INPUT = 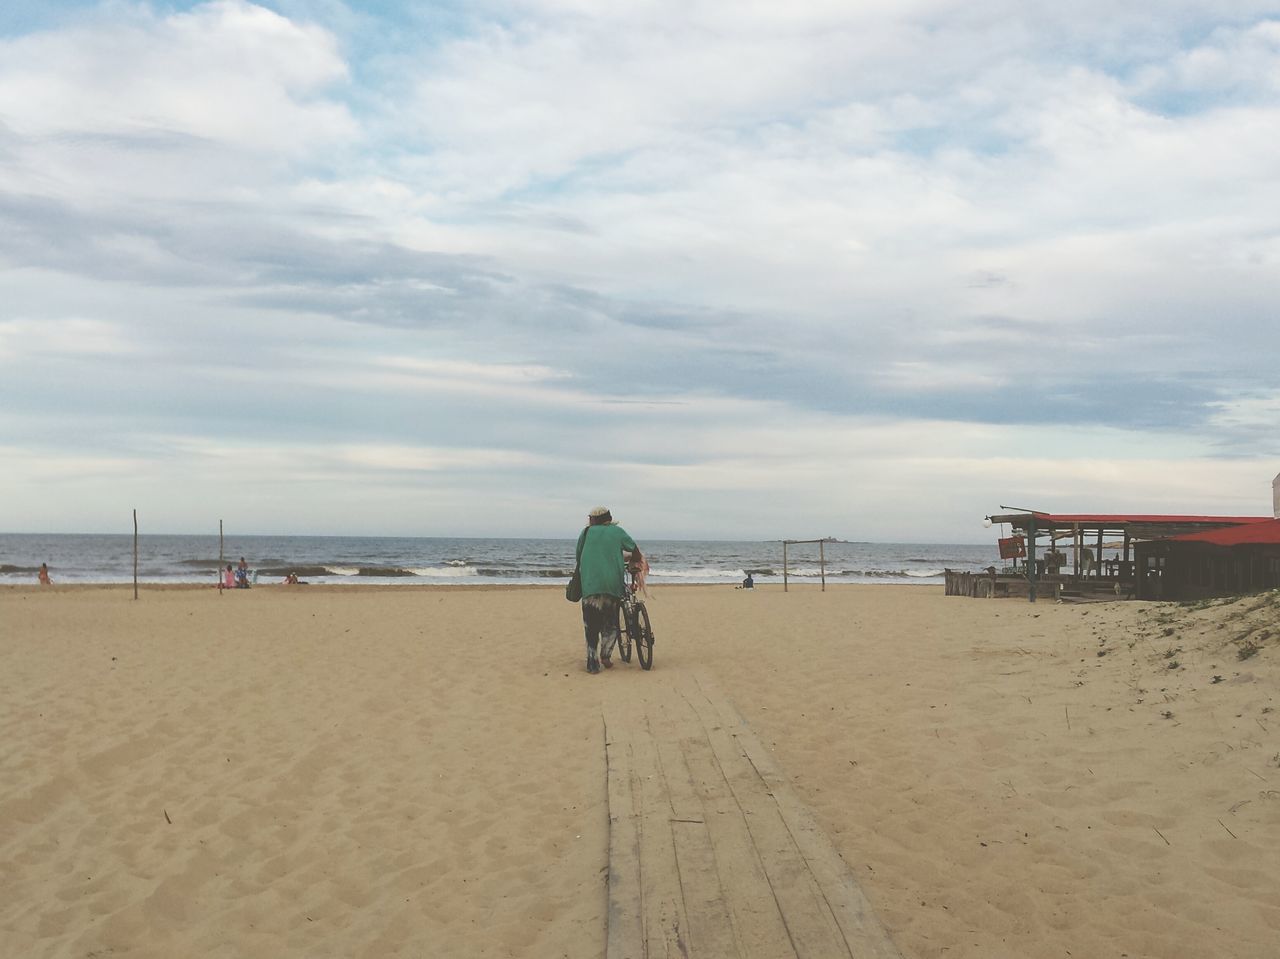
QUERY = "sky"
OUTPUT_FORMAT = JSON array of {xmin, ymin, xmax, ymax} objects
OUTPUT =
[{"xmin": 1, "ymin": 0, "xmax": 1278, "ymax": 542}]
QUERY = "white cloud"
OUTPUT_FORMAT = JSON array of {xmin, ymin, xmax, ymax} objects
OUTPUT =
[
  {"xmin": 378, "ymin": 356, "xmax": 569, "ymax": 384},
  {"xmin": 1206, "ymin": 391, "xmax": 1280, "ymax": 441},
  {"xmin": 2, "ymin": 2, "xmax": 1280, "ymax": 537},
  {"xmin": 336, "ymin": 443, "xmax": 542, "ymax": 472},
  {"xmin": 0, "ymin": 0, "xmax": 357, "ymax": 223},
  {"xmin": 0, "ymin": 317, "xmax": 142, "ymax": 360},
  {"xmin": 1132, "ymin": 20, "xmax": 1280, "ymax": 101},
  {"xmin": 873, "ymin": 361, "xmax": 1007, "ymax": 393},
  {"xmin": 0, "ymin": 443, "xmax": 150, "ymax": 483},
  {"xmin": 0, "ymin": 0, "xmax": 353, "ymax": 150}
]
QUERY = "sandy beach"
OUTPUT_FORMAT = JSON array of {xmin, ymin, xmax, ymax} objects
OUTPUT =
[{"xmin": 3, "ymin": 583, "xmax": 1278, "ymax": 958}]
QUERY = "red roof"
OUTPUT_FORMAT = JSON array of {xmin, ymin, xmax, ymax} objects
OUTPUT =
[
  {"xmin": 1169, "ymin": 518, "xmax": 1280, "ymax": 546},
  {"xmin": 1024, "ymin": 513, "xmax": 1274, "ymax": 526}
]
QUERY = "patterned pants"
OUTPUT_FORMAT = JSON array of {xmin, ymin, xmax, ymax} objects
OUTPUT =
[{"xmin": 582, "ymin": 594, "xmax": 621, "ymax": 662}]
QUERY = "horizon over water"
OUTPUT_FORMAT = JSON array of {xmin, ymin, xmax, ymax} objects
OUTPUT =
[{"xmin": 1, "ymin": 532, "xmax": 1001, "ymax": 587}]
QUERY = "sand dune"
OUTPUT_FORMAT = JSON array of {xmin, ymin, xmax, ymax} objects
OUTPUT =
[{"xmin": 2, "ymin": 584, "xmax": 1277, "ymax": 958}]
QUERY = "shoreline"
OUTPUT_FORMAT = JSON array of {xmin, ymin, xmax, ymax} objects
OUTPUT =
[
  {"xmin": 0, "ymin": 580, "xmax": 943, "ymax": 593},
  {"xmin": 2, "ymin": 533, "xmax": 997, "ymax": 591}
]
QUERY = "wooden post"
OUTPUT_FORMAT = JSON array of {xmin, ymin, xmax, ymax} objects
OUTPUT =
[
  {"xmin": 783, "ymin": 541, "xmax": 789, "ymax": 593},
  {"xmin": 218, "ymin": 519, "xmax": 224, "ymax": 595},
  {"xmin": 819, "ymin": 539, "xmax": 826, "ymax": 592},
  {"xmin": 133, "ymin": 509, "xmax": 139, "ymax": 600},
  {"xmin": 1027, "ymin": 516, "xmax": 1038, "ymax": 603}
]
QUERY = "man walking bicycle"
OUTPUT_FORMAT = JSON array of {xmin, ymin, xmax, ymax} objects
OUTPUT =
[{"xmin": 574, "ymin": 506, "xmax": 643, "ymax": 674}]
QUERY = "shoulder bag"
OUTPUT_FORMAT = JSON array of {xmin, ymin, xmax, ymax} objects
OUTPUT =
[{"xmin": 566, "ymin": 527, "xmax": 588, "ymax": 602}]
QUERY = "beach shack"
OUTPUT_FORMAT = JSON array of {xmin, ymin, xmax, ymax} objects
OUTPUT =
[
  {"xmin": 1134, "ymin": 518, "xmax": 1280, "ymax": 600},
  {"xmin": 951, "ymin": 512, "xmax": 1274, "ymax": 601}
]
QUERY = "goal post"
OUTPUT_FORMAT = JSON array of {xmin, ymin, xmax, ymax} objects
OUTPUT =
[{"xmin": 782, "ymin": 539, "xmax": 828, "ymax": 592}]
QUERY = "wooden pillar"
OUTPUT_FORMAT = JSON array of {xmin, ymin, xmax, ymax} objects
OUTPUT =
[
  {"xmin": 819, "ymin": 539, "xmax": 826, "ymax": 592},
  {"xmin": 783, "ymin": 541, "xmax": 789, "ymax": 593},
  {"xmin": 1027, "ymin": 518, "xmax": 1038, "ymax": 603},
  {"xmin": 133, "ymin": 509, "xmax": 139, "ymax": 601},
  {"xmin": 218, "ymin": 519, "xmax": 224, "ymax": 595}
]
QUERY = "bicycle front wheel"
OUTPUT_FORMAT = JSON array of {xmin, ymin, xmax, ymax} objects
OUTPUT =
[
  {"xmin": 635, "ymin": 603, "xmax": 654, "ymax": 670},
  {"xmin": 616, "ymin": 602, "xmax": 633, "ymax": 663}
]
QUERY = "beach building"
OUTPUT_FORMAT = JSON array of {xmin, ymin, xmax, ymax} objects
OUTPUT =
[
  {"xmin": 1133, "ymin": 518, "xmax": 1280, "ymax": 601},
  {"xmin": 950, "ymin": 512, "xmax": 1274, "ymax": 601}
]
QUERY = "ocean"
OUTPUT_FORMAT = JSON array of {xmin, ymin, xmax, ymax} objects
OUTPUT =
[{"xmin": 0, "ymin": 533, "xmax": 999, "ymax": 587}]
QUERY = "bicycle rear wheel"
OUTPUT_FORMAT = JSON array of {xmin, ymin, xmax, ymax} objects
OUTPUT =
[
  {"xmin": 635, "ymin": 603, "xmax": 654, "ymax": 670},
  {"xmin": 616, "ymin": 602, "xmax": 633, "ymax": 663}
]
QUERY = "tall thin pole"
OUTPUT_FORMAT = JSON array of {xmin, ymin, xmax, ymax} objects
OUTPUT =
[
  {"xmin": 133, "ymin": 509, "xmax": 139, "ymax": 600},
  {"xmin": 819, "ymin": 539, "xmax": 826, "ymax": 592},
  {"xmin": 219, "ymin": 519, "xmax": 224, "ymax": 595},
  {"xmin": 1027, "ymin": 516, "xmax": 1038, "ymax": 603},
  {"xmin": 783, "ymin": 541, "xmax": 789, "ymax": 593}
]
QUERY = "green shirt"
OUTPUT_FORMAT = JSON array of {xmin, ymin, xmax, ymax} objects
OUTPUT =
[{"xmin": 575, "ymin": 524, "xmax": 638, "ymax": 599}]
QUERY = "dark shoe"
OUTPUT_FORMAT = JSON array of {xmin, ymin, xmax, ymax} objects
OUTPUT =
[
  {"xmin": 601, "ymin": 655, "xmax": 613, "ymax": 669},
  {"xmin": 587, "ymin": 657, "xmax": 600, "ymax": 674}
]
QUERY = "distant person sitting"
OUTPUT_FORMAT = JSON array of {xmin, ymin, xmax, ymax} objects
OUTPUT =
[
  {"xmin": 283, "ymin": 572, "xmax": 300, "ymax": 585},
  {"xmin": 38, "ymin": 563, "xmax": 52, "ymax": 586},
  {"xmin": 223, "ymin": 564, "xmax": 236, "ymax": 589},
  {"xmin": 737, "ymin": 572, "xmax": 754, "ymax": 589},
  {"xmin": 235, "ymin": 557, "xmax": 251, "ymax": 588}
]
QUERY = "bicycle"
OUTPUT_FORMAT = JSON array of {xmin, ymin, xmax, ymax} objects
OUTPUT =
[{"xmin": 615, "ymin": 566, "xmax": 654, "ymax": 670}]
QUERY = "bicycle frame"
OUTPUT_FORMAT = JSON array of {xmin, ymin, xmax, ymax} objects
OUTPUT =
[
  {"xmin": 621, "ymin": 567, "xmax": 641, "ymax": 614},
  {"xmin": 618, "ymin": 566, "xmax": 654, "ymax": 669}
]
